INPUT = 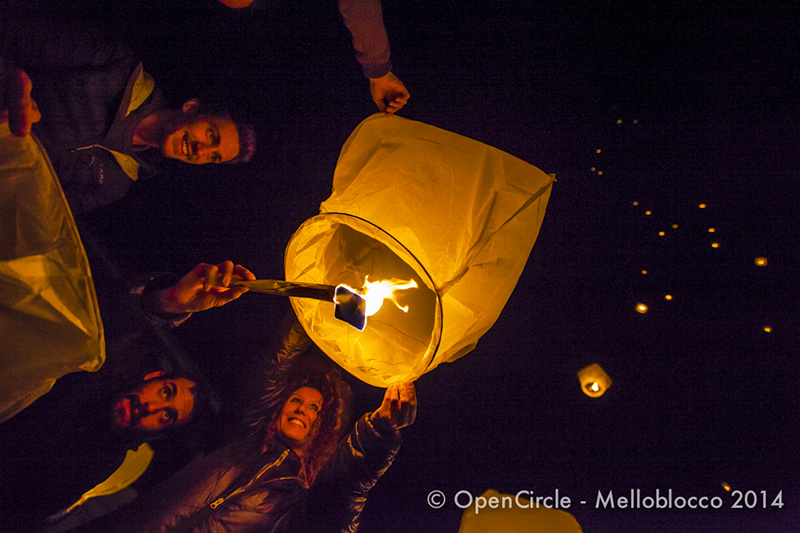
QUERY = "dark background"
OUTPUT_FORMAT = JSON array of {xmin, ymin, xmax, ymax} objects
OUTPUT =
[{"xmin": 27, "ymin": 0, "xmax": 800, "ymax": 531}]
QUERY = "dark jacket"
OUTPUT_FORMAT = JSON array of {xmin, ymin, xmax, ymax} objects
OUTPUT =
[
  {"xmin": 87, "ymin": 318, "xmax": 401, "ymax": 533},
  {"xmin": 105, "ymin": 413, "xmax": 400, "ymax": 532},
  {"xmin": 1, "ymin": 15, "xmax": 165, "ymax": 212}
]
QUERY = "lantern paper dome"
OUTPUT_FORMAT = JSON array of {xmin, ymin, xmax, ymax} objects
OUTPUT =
[
  {"xmin": 577, "ymin": 363, "xmax": 612, "ymax": 398},
  {"xmin": 285, "ymin": 114, "xmax": 555, "ymax": 387}
]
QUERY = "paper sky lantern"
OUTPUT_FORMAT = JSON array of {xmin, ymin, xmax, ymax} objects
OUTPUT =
[
  {"xmin": 285, "ymin": 114, "xmax": 554, "ymax": 387},
  {"xmin": 577, "ymin": 363, "xmax": 612, "ymax": 398},
  {"xmin": 0, "ymin": 125, "xmax": 104, "ymax": 423}
]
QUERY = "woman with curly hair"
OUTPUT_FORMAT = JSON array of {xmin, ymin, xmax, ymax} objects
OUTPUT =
[{"xmin": 94, "ymin": 315, "xmax": 417, "ymax": 533}]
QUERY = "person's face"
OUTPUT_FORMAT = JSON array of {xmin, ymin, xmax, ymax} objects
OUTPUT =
[
  {"xmin": 112, "ymin": 374, "xmax": 196, "ymax": 432},
  {"xmin": 276, "ymin": 387, "xmax": 323, "ymax": 447},
  {"xmin": 161, "ymin": 114, "xmax": 240, "ymax": 165}
]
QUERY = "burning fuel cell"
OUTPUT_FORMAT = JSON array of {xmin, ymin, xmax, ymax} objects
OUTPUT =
[{"xmin": 285, "ymin": 114, "xmax": 555, "ymax": 387}]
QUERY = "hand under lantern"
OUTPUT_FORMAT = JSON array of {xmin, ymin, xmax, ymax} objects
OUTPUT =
[
  {"xmin": 157, "ymin": 260, "xmax": 256, "ymax": 315},
  {"xmin": 369, "ymin": 72, "xmax": 410, "ymax": 116},
  {"xmin": 371, "ymin": 382, "xmax": 417, "ymax": 432}
]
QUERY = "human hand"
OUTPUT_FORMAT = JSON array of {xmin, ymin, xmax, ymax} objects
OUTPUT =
[
  {"xmin": 1, "ymin": 65, "xmax": 41, "ymax": 137},
  {"xmin": 369, "ymin": 72, "xmax": 410, "ymax": 116},
  {"xmin": 158, "ymin": 260, "xmax": 256, "ymax": 314},
  {"xmin": 372, "ymin": 382, "xmax": 417, "ymax": 431}
]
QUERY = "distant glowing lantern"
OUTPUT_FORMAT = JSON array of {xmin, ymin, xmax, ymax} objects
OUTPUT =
[
  {"xmin": 711, "ymin": 242, "xmax": 720, "ymax": 248},
  {"xmin": 597, "ymin": 171, "xmax": 603, "ymax": 175},
  {"xmin": 699, "ymin": 203, "xmax": 707, "ymax": 209},
  {"xmin": 577, "ymin": 363, "xmax": 612, "ymax": 398},
  {"xmin": 595, "ymin": 149, "xmax": 601, "ymax": 153},
  {"xmin": 658, "ymin": 231, "xmax": 665, "ymax": 236},
  {"xmin": 708, "ymin": 228, "xmax": 716, "ymax": 233},
  {"xmin": 641, "ymin": 270, "xmax": 648, "ymax": 275},
  {"xmin": 763, "ymin": 326, "xmax": 772, "ymax": 333},
  {"xmin": 632, "ymin": 201, "xmax": 639, "ymax": 206},
  {"xmin": 636, "ymin": 303, "xmax": 648, "ymax": 314},
  {"xmin": 645, "ymin": 210, "xmax": 652, "ymax": 216},
  {"xmin": 285, "ymin": 114, "xmax": 555, "ymax": 386},
  {"xmin": 616, "ymin": 119, "xmax": 622, "ymax": 124},
  {"xmin": 633, "ymin": 119, "xmax": 639, "ymax": 124},
  {"xmin": 754, "ymin": 257, "xmax": 767, "ymax": 267},
  {"xmin": 672, "ymin": 224, "xmax": 678, "ymax": 229},
  {"xmin": 664, "ymin": 294, "xmax": 673, "ymax": 300},
  {"xmin": 721, "ymin": 482, "xmax": 731, "ymax": 492}
]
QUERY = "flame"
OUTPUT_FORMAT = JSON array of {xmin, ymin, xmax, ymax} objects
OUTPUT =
[
  {"xmin": 589, "ymin": 382, "xmax": 600, "ymax": 392},
  {"xmin": 360, "ymin": 276, "xmax": 418, "ymax": 317}
]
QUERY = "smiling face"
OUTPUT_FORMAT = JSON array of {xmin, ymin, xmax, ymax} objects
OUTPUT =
[
  {"xmin": 276, "ymin": 387, "xmax": 323, "ymax": 450},
  {"xmin": 112, "ymin": 375, "xmax": 196, "ymax": 432},
  {"xmin": 161, "ymin": 115, "xmax": 240, "ymax": 165}
]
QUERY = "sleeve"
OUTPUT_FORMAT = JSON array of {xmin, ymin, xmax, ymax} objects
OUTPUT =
[
  {"xmin": 130, "ymin": 273, "xmax": 193, "ymax": 328},
  {"xmin": 304, "ymin": 413, "xmax": 402, "ymax": 532},
  {"xmin": 336, "ymin": 0, "xmax": 393, "ymax": 78}
]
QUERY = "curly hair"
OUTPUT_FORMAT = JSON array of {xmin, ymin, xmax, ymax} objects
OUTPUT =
[{"xmin": 247, "ymin": 345, "xmax": 353, "ymax": 485}]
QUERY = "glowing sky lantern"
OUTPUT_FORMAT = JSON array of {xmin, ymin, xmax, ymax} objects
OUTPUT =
[
  {"xmin": 754, "ymin": 257, "xmax": 768, "ymax": 267},
  {"xmin": 577, "ymin": 363, "xmax": 612, "ymax": 398},
  {"xmin": 285, "ymin": 114, "xmax": 555, "ymax": 387},
  {"xmin": 636, "ymin": 303, "xmax": 649, "ymax": 314}
]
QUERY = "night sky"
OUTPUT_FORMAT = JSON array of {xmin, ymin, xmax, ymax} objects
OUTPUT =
[{"xmin": 30, "ymin": 1, "xmax": 800, "ymax": 531}]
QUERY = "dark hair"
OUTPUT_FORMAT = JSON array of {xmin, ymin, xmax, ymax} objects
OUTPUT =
[
  {"xmin": 250, "ymin": 348, "xmax": 353, "ymax": 484},
  {"xmin": 227, "ymin": 121, "xmax": 256, "ymax": 164},
  {"xmin": 192, "ymin": 100, "xmax": 256, "ymax": 164}
]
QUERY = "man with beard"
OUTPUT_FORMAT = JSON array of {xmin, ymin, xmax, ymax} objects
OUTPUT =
[
  {"xmin": 0, "ymin": 12, "xmax": 256, "ymax": 213},
  {"xmin": 0, "ymin": 259, "xmax": 254, "ymax": 530},
  {"xmin": 0, "ymin": 334, "xmax": 209, "ymax": 531}
]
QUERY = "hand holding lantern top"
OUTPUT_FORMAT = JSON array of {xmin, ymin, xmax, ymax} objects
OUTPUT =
[
  {"xmin": 157, "ymin": 261, "xmax": 256, "ymax": 315},
  {"xmin": 0, "ymin": 63, "xmax": 41, "ymax": 136},
  {"xmin": 369, "ymin": 72, "xmax": 410, "ymax": 116},
  {"xmin": 371, "ymin": 382, "xmax": 417, "ymax": 432}
]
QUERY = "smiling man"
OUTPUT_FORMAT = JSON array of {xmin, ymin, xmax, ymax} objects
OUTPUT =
[
  {"xmin": 132, "ymin": 99, "xmax": 249, "ymax": 167},
  {"xmin": 0, "ymin": 13, "xmax": 256, "ymax": 212}
]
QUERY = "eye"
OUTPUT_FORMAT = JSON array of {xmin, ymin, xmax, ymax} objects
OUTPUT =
[
  {"xmin": 161, "ymin": 409, "xmax": 175, "ymax": 424},
  {"xmin": 210, "ymin": 152, "xmax": 222, "ymax": 163},
  {"xmin": 160, "ymin": 386, "xmax": 170, "ymax": 400},
  {"xmin": 310, "ymin": 404, "xmax": 320, "ymax": 413},
  {"xmin": 207, "ymin": 128, "xmax": 217, "ymax": 143}
]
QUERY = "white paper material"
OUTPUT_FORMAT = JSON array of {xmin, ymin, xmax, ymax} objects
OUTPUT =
[
  {"xmin": 0, "ymin": 124, "xmax": 105, "ymax": 422},
  {"xmin": 286, "ymin": 114, "xmax": 554, "ymax": 387}
]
